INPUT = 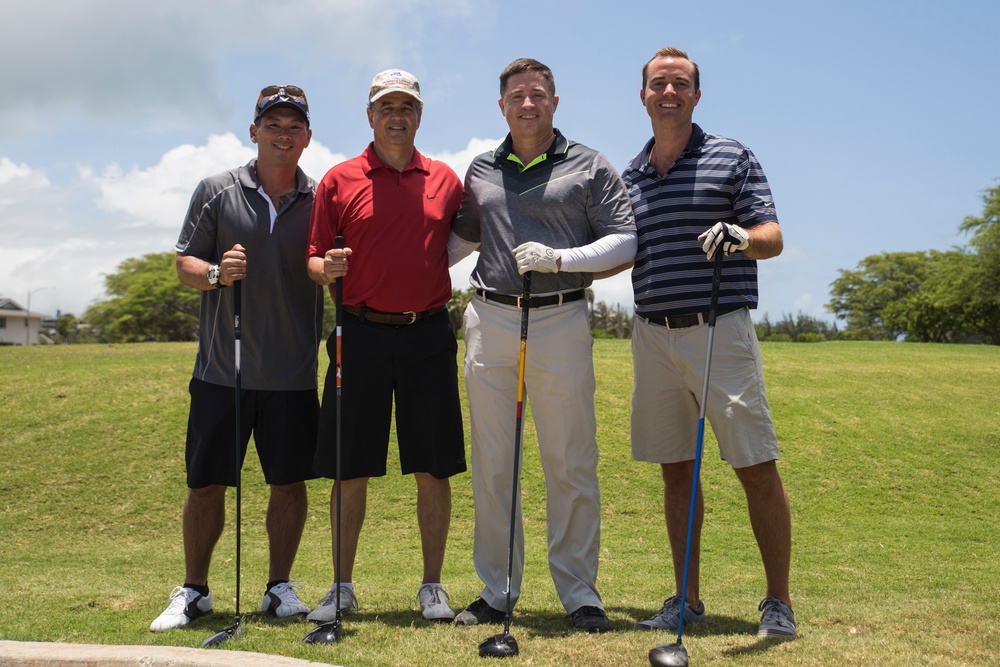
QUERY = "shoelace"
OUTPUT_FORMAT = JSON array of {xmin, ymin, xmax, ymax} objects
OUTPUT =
[
  {"xmin": 164, "ymin": 586, "xmax": 189, "ymax": 614},
  {"xmin": 271, "ymin": 580, "xmax": 304, "ymax": 600},
  {"xmin": 759, "ymin": 599, "xmax": 793, "ymax": 627},
  {"xmin": 320, "ymin": 585, "xmax": 355, "ymax": 607},
  {"xmin": 654, "ymin": 597, "xmax": 682, "ymax": 620},
  {"xmin": 420, "ymin": 585, "xmax": 447, "ymax": 605}
]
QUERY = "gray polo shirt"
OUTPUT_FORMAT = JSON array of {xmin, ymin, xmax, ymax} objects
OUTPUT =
[
  {"xmin": 175, "ymin": 159, "xmax": 322, "ymax": 391},
  {"xmin": 453, "ymin": 129, "xmax": 636, "ymax": 295}
]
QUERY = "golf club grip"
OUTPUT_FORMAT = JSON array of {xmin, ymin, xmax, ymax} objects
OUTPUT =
[
  {"xmin": 516, "ymin": 271, "xmax": 531, "ymax": 408},
  {"xmin": 708, "ymin": 250, "xmax": 724, "ymax": 326},
  {"xmin": 333, "ymin": 236, "xmax": 344, "ymax": 389}
]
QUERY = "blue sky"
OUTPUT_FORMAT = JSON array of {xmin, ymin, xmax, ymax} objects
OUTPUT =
[{"xmin": 2, "ymin": 0, "xmax": 998, "ymax": 324}]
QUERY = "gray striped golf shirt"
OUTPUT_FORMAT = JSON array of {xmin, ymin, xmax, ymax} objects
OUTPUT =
[{"xmin": 622, "ymin": 124, "xmax": 778, "ymax": 319}]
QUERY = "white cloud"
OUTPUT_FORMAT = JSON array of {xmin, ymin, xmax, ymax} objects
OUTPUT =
[
  {"xmin": 0, "ymin": 157, "xmax": 40, "ymax": 185},
  {"xmin": 426, "ymin": 137, "xmax": 501, "ymax": 181},
  {"xmin": 0, "ymin": 135, "xmax": 351, "ymax": 317},
  {"xmin": 84, "ymin": 135, "xmax": 254, "ymax": 230}
]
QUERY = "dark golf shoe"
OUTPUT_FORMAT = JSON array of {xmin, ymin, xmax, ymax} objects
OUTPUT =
[
  {"xmin": 570, "ymin": 605, "xmax": 611, "ymax": 633},
  {"xmin": 454, "ymin": 597, "xmax": 505, "ymax": 626}
]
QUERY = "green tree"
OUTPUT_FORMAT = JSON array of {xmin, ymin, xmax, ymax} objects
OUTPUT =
[
  {"xmin": 958, "ymin": 181, "xmax": 1000, "ymax": 343},
  {"xmin": 880, "ymin": 250, "xmax": 975, "ymax": 343},
  {"xmin": 448, "ymin": 287, "xmax": 475, "ymax": 338},
  {"xmin": 84, "ymin": 252, "xmax": 200, "ymax": 342},
  {"xmin": 826, "ymin": 251, "xmax": 936, "ymax": 340},
  {"xmin": 767, "ymin": 311, "xmax": 836, "ymax": 341}
]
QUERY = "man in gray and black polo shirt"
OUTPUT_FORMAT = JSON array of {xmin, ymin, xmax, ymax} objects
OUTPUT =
[
  {"xmin": 622, "ymin": 47, "xmax": 796, "ymax": 640},
  {"xmin": 449, "ymin": 58, "xmax": 636, "ymax": 634},
  {"xmin": 151, "ymin": 85, "xmax": 322, "ymax": 633}
]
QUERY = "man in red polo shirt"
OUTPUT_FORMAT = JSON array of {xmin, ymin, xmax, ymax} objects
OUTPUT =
[{"xmin": 305, "ymin": 69, "xmax": 466, "ymax": 623}]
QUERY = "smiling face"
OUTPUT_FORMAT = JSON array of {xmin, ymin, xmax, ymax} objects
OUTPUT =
[
  {"xmin": 499, "ymin": 71, "xmax": 558, "ymax": 147},
  {"xmin": 641, "ymin": 56, "xmax": 701, "ymax": 131},
  {"xmin": 367, "ymin": 91, "xmax": 422, "ymax": 151},
  {"xmin": 250, "ymin": 107, "xmax": 311, "ymax": 167}
]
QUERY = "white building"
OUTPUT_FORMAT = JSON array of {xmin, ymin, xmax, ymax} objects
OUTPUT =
[{"xmin": 0, "ymin": 298, "xmax": 52, "ymax": 345}]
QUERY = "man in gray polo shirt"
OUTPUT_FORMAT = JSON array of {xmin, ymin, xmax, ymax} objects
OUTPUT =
[
  {"xmin": 150, "ymin": 85, "xmax": 323, "ymax": 633},
  {"xmin": 450, "ymin": 58, "xmax": 636, "ymax": 633}
]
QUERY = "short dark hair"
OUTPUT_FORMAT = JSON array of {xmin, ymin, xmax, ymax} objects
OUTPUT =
[
  {"xmin": 642, "ymin": 47, "xmax": 700, "ymax": 91},
  {"xmin": 499, "ymin": 58, "xmax": 556, "ymax": 96}
]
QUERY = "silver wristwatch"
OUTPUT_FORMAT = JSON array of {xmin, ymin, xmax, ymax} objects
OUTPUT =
[{"xmin": 207, "ymin": 264, "xmax": 225, "ymax": 288}]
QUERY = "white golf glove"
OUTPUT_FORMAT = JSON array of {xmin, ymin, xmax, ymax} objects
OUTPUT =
[
  {"xmin": 513, "ymin": 241, "xmax": 560, "ymax": 274},
  {"xmin": 698, "ymin": 222, "xmax": 749, "ymax": 261}
]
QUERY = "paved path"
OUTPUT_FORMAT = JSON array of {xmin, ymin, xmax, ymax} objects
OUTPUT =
[{"xmin": 0, "ymin": 641, "xmax": 340, "ymax": 666}]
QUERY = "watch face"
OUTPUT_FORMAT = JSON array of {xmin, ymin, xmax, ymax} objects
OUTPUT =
[{"xmin": 209, "ymin": 265, "xmax": 220, "ymax": 285}]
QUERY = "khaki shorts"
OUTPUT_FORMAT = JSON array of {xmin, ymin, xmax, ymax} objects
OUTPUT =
[{"xmin": 630, "ymin": 308, "xmax": 779, "ymax": 469}]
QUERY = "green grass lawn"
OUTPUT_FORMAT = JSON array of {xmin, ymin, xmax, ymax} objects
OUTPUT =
[{"xmin": 1, "ymin": 340, "xmax": 997, "ymax": 666}]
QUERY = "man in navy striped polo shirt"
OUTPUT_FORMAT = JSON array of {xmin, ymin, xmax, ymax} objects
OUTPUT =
[{"xmin": 622, "ymin": 48, "xmax": 796, "ymax": 639}]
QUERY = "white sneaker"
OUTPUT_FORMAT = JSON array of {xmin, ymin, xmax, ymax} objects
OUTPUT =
[
  {"xmin": 149, "ymin": 586, "xmax": 213, "ymax": 632},
  {"xmin": 306, "ymin": 583, "xmax": 358, "ymax": 622},
  {"xmin": 261, "ymin": 580, "xmax": 311, "ymax": 618},
  {"xmin": 418, "ymin": 583, "xmax": 455, "ymax": 621}
]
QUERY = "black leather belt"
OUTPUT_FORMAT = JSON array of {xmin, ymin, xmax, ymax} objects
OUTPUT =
[
  {"xmin": 476, "ymin": 289, "xmax": 585, "ymax": 309},
  {"xmin": 645, "ymin": 306, "xmax": 743, "ymax": 330},
  {"xmin": 344, "ymin": 304, "xmax": 446, "ymax": 326}
]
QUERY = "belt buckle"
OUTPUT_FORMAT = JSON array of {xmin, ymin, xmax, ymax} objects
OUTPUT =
[
  {"xmin": 403, "ymin": 311, "xmax": 417, "ymax": 324},
  {"xmin": 516, "ymin": 296, "xmax": 525, "ymax": 309}
]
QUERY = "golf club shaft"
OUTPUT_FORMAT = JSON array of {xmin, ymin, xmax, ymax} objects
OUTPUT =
[
  {"xmin": 233, "ymin": 279, "xmax": 242, "ymax": 624},
  {"xmin": 503, "ymin": 271, "xmax": 532, "ymax": 635},
  {"xmin": 675, "ymin": 251, "xmax": 724, "ymax": 643},
  {"xmin": 334, "ymin": 236, "xmax": 344, "ymax": 619}
]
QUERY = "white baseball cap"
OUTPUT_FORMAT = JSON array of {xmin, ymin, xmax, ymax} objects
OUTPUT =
[{"xmin": 369, "ymin": 69, "xmax": 423, "ymax": 105}]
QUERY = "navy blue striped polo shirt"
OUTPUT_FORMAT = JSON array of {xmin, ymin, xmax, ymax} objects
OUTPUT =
[{"xmin": 622, "ymin": 123, "xmax": 779, "ymax": 319}]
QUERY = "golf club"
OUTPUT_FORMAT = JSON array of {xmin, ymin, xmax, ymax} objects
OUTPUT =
[
  {"xmin": 479, "ymin": 271, "xmax": 532, "ymax": 659},
  {"xmin": 649, "ymin": 251, "xmax": 725, "ymax": 667},
  {"xmin": 203, "ymin": 279, "xmax": 244, "ymax": 648},
  {"xmin": 304, "ymin": 236, "xmax": 347, "ymax": 645}
]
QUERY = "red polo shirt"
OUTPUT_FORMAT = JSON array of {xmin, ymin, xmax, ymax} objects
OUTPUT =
[{"xmin": 308, "ymin": 144, "xmax": 461, "ymax": 312}]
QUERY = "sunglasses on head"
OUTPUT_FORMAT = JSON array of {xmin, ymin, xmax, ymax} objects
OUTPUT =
[{"xmin": 256, "ymin": 85, "xmax": 307, "ymax": 110}]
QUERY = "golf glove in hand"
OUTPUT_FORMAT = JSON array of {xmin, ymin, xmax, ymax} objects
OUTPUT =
[
  {"xmin": 513, "ymin": 241, "xmax": 560, "ymax": 274},
  {"xmin": 698, "ymin": 222, "xmax": 749, "ymax": 261}
]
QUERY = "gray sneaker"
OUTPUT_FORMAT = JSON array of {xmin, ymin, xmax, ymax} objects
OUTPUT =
[
  {"xmin": 634, "ymin": 596, "xmax": 705, "ymax": 631},
  {"xmin": 757, "ymin": 597, "xmax": 796, "ymax": 638},
  {"xmin": 306, "ymin": 583, "xmax": 358, "ymax": 623}
]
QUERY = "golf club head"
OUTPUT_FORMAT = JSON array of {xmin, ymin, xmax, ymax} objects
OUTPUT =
[
  {"xmin": 201, "ymin": 621, "xmax": 242, "ymax": 647},
  {"xmin": 649, "ymin": 642, "xmax": 689, "ymax": 667},
  {"xmin": 478, "ymin": 632, "xmax": 519, "ymax": 658},
  {"xmin": 302, "ymin": 620, "xmax": 342, "ymax": 645}
]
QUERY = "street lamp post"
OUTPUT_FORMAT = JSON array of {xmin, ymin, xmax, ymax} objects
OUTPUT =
[{"xmin": 25, "ymin": 287, "xmax": 51, "ymax": 346}]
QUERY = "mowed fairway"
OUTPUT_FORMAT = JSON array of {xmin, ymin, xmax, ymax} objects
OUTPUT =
[{"xmin": 1, "ymin": 340, "xmax": 997, "ymax": 666}]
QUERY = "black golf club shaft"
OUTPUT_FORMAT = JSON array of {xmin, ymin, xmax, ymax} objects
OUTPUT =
[
  {"xmin": 301, "ymin": 238, "xmax": 347, "ymax": 646},
  {"xmin": 203, "ymin": 278, "xmax": 243, "ymax": 648},
  {"xmin": 334, "ymin": 235, "xmax": 345, "ymax": 627},
  {"xmin": 504, "ymin": 271, "xmax": 531, "ymax": 635},
  {"xmin": 234, "ymin": 279, "xmax": 242, "ymax": 629}
]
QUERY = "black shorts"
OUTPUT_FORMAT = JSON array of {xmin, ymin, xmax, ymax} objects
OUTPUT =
[
  {"xmin": 185, "ymin": 378, "xmax": 320, "ymax": 488},
  {"xmin": 314, "ymin": 308, "xmax": 467, "ymax": 480}
]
